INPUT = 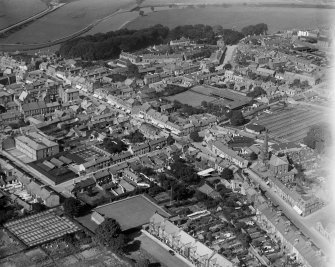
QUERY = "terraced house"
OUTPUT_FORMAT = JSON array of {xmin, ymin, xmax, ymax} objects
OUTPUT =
[{"xmin": 148, "ymin": 213, "xmax": 234, "ymax": 267}]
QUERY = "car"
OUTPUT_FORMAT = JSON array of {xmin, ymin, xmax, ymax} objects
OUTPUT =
[{"xmin": 168, "ymin": 250, "xmax": 175, "ymax": 255}]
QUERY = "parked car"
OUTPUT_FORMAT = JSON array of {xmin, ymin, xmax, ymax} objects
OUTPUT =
[{"xmin": 168, "ymin": 250, "xmax": 175, "ymax": 255}]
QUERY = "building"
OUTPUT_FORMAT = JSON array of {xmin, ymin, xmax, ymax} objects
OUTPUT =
[
  {"xmin": 119, "ymin": 51, "xmax": 141, "ymax": 64},
  {"xmin": 59, "ymin": 86, "xmax": 79, "ymax": 103},
  {"xmin": 211, "ymin": 141, "xmax": 249, "ymax": 168},
  {"xmin": 14, "ymin": 132, "xmax": 59, "ymax": 160},
  {"xmin": 269, "ymin": 177, "xmax": 322, "ymax": 216},
  {"xmin": 148, "ymin": 213, "xmax": 234, "ymax": 267},
  {"xmin": 144, "ymin": 73, "xmax": 162, "ymax": 85},
  {"xmin": 257, "ymin": 204, "xmax": 326, "ymax": 267}
]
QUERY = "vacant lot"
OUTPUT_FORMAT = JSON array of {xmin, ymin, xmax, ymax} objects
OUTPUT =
[
  {"xmin": 167, "ymin": 90, "xmax": 216, "ymax": 107},
  {"xmin": 126, "ymin": 5, "xmax": 333, "ymax": 32}
]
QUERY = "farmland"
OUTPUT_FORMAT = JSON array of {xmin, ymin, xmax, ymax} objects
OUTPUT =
[
  {"xmin": 0, "ymin": 0, "xmax": 47, "ymax": 29},
  {"xmin": 252, "ymin": 106, "xmax": 325, "ymax": 143},
  {"xmin": 126, "ymin": 5, "xmax": 333, "ymax": 32},
  {"xmin": 0, "ymin": 0, "xmax": 135, "ymax": 44}
]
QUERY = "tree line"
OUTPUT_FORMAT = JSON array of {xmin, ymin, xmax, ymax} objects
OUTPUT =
[{"xmin": 59, "ymin": 23, "xmax": 268, "ymax": 60}]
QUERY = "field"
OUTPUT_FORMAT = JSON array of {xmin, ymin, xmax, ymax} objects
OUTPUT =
[
  {"xmin": 167, "ymin": 90, "xmax": 216, "ymax": 107},
  {"xmin": 0, "ymin": 0, "xmax": 47, "ymax": 29},
  {"xmin": 141, "ymin": 0, "xmax": 335, "ymax": 5},
  {"xmin": 0, "ymin": 0, "xmax": 135, "ymax": 44},
  {"xmin": 126, "ymin": 5, "xmax": 334, "ymax": 32},
  {"xmin": 252, "ymin": 105, "xmax": 325, "ymax": 142}
]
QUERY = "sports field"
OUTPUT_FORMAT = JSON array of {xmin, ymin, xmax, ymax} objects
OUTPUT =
[{"xmin": 167, "ymin": 90, "xmax": 216, "ymax": 107}]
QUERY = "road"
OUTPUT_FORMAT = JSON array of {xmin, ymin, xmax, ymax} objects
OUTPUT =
[
  {"xmin": 136, "ymin": 232, "xmax": 193, "ymax": 267},
  {"xmin": 244, "ymin": 168, "xmax": 332, "ymax": 256}
]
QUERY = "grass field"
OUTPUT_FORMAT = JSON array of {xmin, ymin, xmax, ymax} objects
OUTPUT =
[
  {"xmin": 0, "ymin": 0, "xmax": 47, "ymax": 29},
  {"xmin": 126, "ymin": 5, "xmax": 333, "ymax": 32}
]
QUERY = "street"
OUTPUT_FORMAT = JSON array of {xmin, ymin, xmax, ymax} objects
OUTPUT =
[
  {"xmin": 136, "ymin": 232, "xmax": 193, "ymax": 267},
  {"xmin": 245, "ymin": 168, "xmax": 333, "ymax": 256}
]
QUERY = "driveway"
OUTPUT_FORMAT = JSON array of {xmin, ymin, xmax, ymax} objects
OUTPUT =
[{"xmin": 136, "ymin": 232, "xmax": 193, "ymax": 267}]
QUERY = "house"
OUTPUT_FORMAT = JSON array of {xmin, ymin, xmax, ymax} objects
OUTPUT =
[
  {"xmin": 123, "ymin": 169, "xmax": 141, "ymax": 184},
  {"xmin": 94, "ymin": 169, "xmax": 112, "ymax": 186},
  {"xmin": 129, "ymin": 143, "xmax": 150, "ymax": 156},
  {"xmin": 148, "ymin": 137, "xmax": 167, "ymax": 151},
  {"xmin": 198, "ymin": 183, "xmax": 221, "ymax": 199},
  {"xmin": 72, "ymin": 178, "xmax": 96, "ymax": 194}
]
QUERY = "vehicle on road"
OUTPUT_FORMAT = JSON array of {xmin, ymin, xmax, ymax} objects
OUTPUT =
[{"xmin": 168, "ymin": 250, "xmax": 175, "ymax": 255}]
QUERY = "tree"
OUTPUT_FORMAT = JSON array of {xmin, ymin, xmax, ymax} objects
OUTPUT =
[
  {"xmin": 63, "ymin": 197, "xmax": 81, "ymax": 217},
  {"xmin": 103, "ymin": 138, "xmax": 128, "ymax": 154},
  {"xmin": 127, "ymin": 63, "xmax": 140, "ymax": 78},
  {"xmin": 249, "ymin": 152, "xmax": 258, "ymax": 160},
  {"xmin": 223, "ymin": 63, "xmax": 232, "ymax": 70},
  {"xmin": 303, "ymin": 124, "xmax": 331, "ymax": 153},
  {"xmin": 212, "ymin": 25, "xmax": 224, "ymax": 35},
  {"xmin": 127, "ymin": 130, "xmax": 145, "ymax": 143},
  {"xmin": 135, "ymin": 259, "xmax": 150, "ymax": 267},
  {"xmin": 230, "ymin": 110, "xmax": 245, "ymax": 126},
  {"xmin": 208, "ymin": 65, "xmax": 216, "ymax": 73},
  {"xmin": 221, "ymin": 168, "xmax": 234, "ymax": 180},
  {"xmin": 150, "ymin": 6, "xmax": 154, "ymax": 12},
  {"xmin": 167, "ymin": 134, "xmax": 175, "ymax": 145},
  {"xmin": 139, "ymin": 10, "xmax": 144, "ymax": 16},
  {"xmin": 190, "ymin": 131, "xmax": 203, "ymax": 142},
  {"xmin": 32, "ymin": 202, "xmax": 46, "ymax": 213},
  {"xmin": 95, "ymin": 218, "xmax": 125, "ymax": 251}
]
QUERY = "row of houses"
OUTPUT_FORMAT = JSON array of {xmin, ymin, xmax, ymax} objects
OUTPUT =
[{"xmin": 148, "ymin": 213, "xmax": 234, "ymax": 267}]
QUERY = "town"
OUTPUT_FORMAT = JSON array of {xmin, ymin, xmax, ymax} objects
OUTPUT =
[{"xmin": 0, "ymin": 23, "xmax": 333, "ymax": 267}]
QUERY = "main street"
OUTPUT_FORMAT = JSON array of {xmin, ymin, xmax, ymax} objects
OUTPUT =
[
  {"xmin": 244, "ymin": 168, "xmax": 333, "ymax": 256},
  {"xmin": 136, "ymin": 232, "xmax": 194, "ymax": 267}
]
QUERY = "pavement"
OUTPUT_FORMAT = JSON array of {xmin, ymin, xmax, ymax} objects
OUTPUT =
[
  {"xmin": 136, "ymin": 231, "xmax": 194, "ymax": 267},
  {"xmin": 245, "ymin": 168, "xmax": 333, "ymax": 256}
]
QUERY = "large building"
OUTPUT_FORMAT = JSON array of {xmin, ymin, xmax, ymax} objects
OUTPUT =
[{"xmin": 15, "ymin": 132, "xmax": 59, "ymax": 160}]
